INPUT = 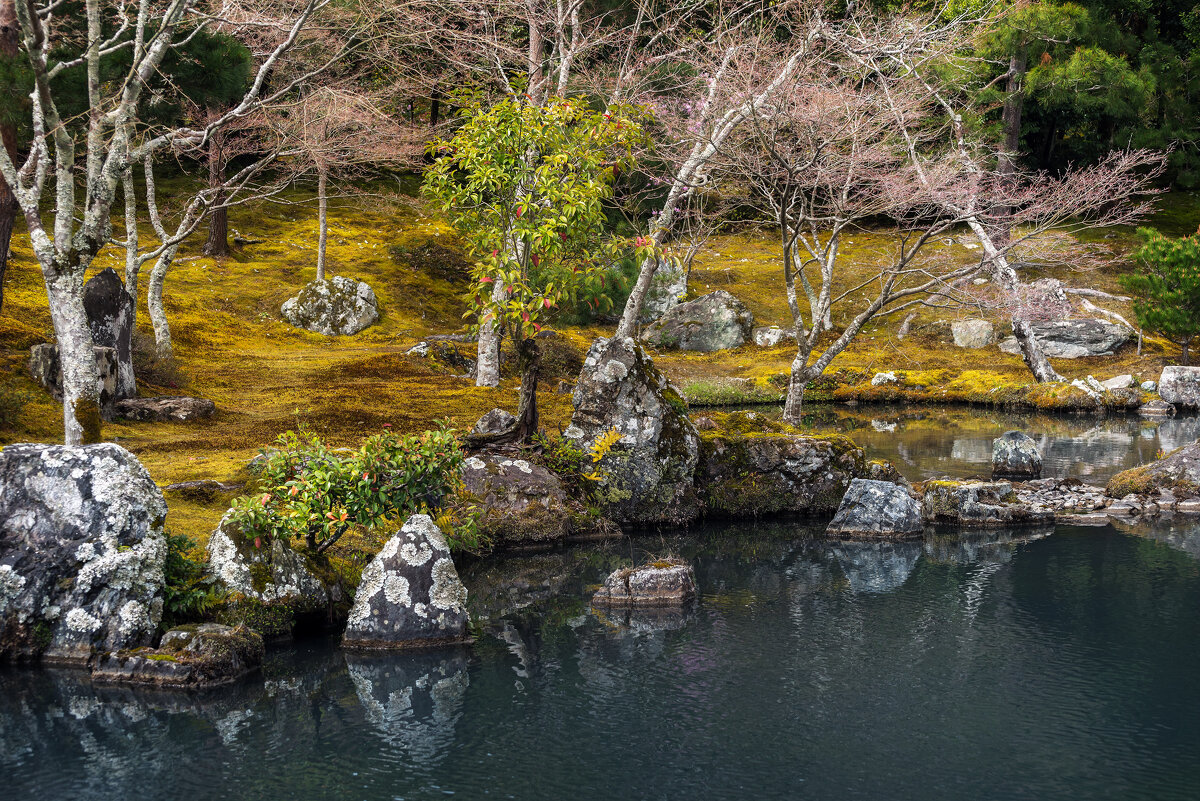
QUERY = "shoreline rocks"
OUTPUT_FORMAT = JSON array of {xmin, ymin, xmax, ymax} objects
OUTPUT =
[
  {"xmin": 923, "ymin": 480, "xmax": 1055, "ymax": 528},
  {"xmin": 92, "ymin": 624, "xmax": 263, "ymax": 688}
]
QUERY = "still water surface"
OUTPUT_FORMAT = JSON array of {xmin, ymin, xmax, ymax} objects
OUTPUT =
[{"xmin": 5, "ymin": 520, "xmax": 1200, "ymax": 801}]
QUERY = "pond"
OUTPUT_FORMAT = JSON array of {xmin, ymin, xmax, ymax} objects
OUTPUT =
[{"xmin": 5, "ymin": 519, "xmax": 1200, "ymax": 801}]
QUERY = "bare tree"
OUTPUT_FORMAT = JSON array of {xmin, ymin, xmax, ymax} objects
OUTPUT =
[{"xmin": 0, "ymin": 0, "xmax": 18, "ymax": 314}]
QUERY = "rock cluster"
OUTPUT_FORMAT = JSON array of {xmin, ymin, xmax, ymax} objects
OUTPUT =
[
  {"xmin": 92, "ymin": 624, "xmax": 263, "ymax": 688},
  {"xmin": 592, "ymin": 560, "xmax": 697, "ymax": 607},
  {"xmin": 826, "ymin": 479, "xmax": 924, "ymax": 539},
  {"xmin": 281, "ymin": 276, "xmax": 380, "ymax": 336},
  {"xmin": 922, "ymin": 480, "xmax": 1054, "ymax": 527},
  {"xmin": 642, "ymin": 290, "xmax": 754, "ymax": 352}
]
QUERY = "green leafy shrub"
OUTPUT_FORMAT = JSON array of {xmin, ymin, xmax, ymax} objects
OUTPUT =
[
  {"xmin": 162, "ymin": 532, "xmax": 225, "ymax": 626},
  {"xmin": 227, "ymin": 423, "xmax": 465, "ymax": 554}
]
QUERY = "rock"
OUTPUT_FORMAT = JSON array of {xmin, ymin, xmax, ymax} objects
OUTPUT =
[
  {"xmin": 642, "ymin": 290, "xmax": 754, "ymax": 352},
  {"xmin": 114, "ymin": 396, "xmax": 215, "ymax": 422},
  {"xmin": 460, "ymin": 455, "xmax": 581, "ymax": 546},
  {"xmin": 92, "ymin": 624, "xmax": 263, "ymax": 688},
  {"xmin": 281, "ymin": 276, "xmax": 380, "ymax": 336},
  {"xmin": 83, "ymin": 268, "xmax": 136, "ymax": 400},
  {"xmin": 0, "ymin": 444, "xmax": 166, "ymax": 664},
  {"xmin": 992, "ymin": 431, "xmax": 1042, "ymax": 479},
  {"xmin": 752, "ymin": 325, "xmax": 795, "ymax": 347},
  {"xmin": 1102, "ymin": 374, "xmax": 1134, "ymax": 390},
  {"xmin": 342, "ymin": 514, "xmax": 469, "ymax": 649},
  {"xmin": 405, "ymin": 341, "xmax": 430, "ymax": 356},
  {"xmin": 639, "ymin": 264, "xmax": 689, "ymax": 323},
  {"xmin": 564, "ymin": 337, "xmax": 701, "ymax": 525},
  {"xmin": 1141, "ymin": 380, "xmax": 1158, "ymax": 392},
  {"xmin": 1108, "ymin": 440, "xmax": 1200, "ymax": 500},
  {"xmin": 871, "ymin": 371, "xmax": 899, "ymax": 386},
  {"xmin": 29, "ymin": 343, "xmax": 119, "ymax": 417},
  {"xmin": 592, "ymin": 559, "xmax": 696, "ymax": 607},
  {"xmin": 997, "ymin": 318, "xmax": 1131, "ymax": 358},
  {"xmin": 1159, "ymin": 366, "xmax": 1200, "ymax": 407},
  {"xmin": 1105, "ymin": 386, "xmax": 1142, "ymax": 409},
  {"xmin": 951, "ymin": 319, "xmax": 996, "ymax": 349},
  {"xmin": 470, "ymin": 408, "xmax": 516, "ymax": 436},
  {"xmin": 163, "ymin": 479, "xmax": 243, "ymax": 502},
  {"xmin": 922, "ymin": 480, "xmax": 1054, "ymax": 527},
  {"xmin": 826, "ymin": 479, "xmax": 924, "ymax": 539},
  {"xmin": 1138, "ymin": 399, "xmax": 1176, "ymax": 418}
]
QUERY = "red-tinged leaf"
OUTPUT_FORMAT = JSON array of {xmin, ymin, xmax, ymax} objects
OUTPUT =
[
  {"xmin": 479, "ymin": 276, "xmax": 494, "ymax": 283},
  {"xmin": 543, "ymin": 298, "xmax": 552, "ymax": 308}
]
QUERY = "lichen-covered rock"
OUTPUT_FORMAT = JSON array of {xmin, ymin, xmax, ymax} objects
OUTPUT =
[
  {"xmin": 29, "ymin": 343, "xmax": 120, "ymax": 418},
  {"xmin": 826, "ymin": 479, "xmax": 924, "ymax": 539},
  {"xmin": 83, "ymin": 267, "xmax": 136, "ymax": 400},
  {"xmin": 471, "ymin": 408, "xmax": 516, "ymax": 436},
  {"xmin": 951, "ymin": 319, "xmax": 995, "ymax": 348},
  {"xmin": 992, "ymin": 431, "xmax": 1042, "ymax": 479},
  {"xmin": 342, "ymin": 515, "xmax": 469, "ymax": 649},
  {"xmin": 997, "ymin": 318, "xmax": 1131, "ymax": 359},
  {"xmin": 642, "ymin": 290, "xmax": 754, "ymax": 352},
  {"xmin": 114, "ymin": 395, "xmax": 215, "ymax": 422},
  {"xmin": 459, "ymin": 455, "xmax": 574, "ymax": 546},
  {"xmin": 0, "ymin": 444, "xmax": 166, "ymax": 664},
  {"xmin": 639, "ymin": 263, "xmax": 689, "ymax": 323},
  {"xmin": 564, "ymin": 337, "xmax": 701, "ymax": 525},
  {"xmin": 1159, "ymin": 366, "xmax": 1200, "ymax": 407},
  {"xmin": 92, "ymin": 623, "xmax": 264, "ymax": 688},
  {"xmin": 592, "ymin": 560, "xmax": 696, "ymax": 607},
  {"xmin": 752, "ymin": 325, "xmax": 795, "ymax": 347},
  {"xmin": 281, "ymin": 276, "xmax": 380, "ymax": 336},
  {"xmin": 922, "ymin": 480, "xmax": 1054, "ymax": 527},
  {"xmin": 1139, "ymin": 398, "xmax": 1176, "ymax": 418},
  {"xmin": 1107, "ymin": 440, "xmax": 1200, "ymax": 500}
]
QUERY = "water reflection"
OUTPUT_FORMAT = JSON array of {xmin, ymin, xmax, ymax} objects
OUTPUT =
[
  {"xmin": 346, "ymin": 650, "xmax": 469, "ymax": 757},
  {"xmin": 822, "ymin": 540, "xmax": 924, "ymax": 594}
]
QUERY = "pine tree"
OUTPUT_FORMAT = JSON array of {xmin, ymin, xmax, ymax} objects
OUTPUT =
[{"xmin": 1120, "ymin": 227, "xmax": 1200, "ymax": 365}]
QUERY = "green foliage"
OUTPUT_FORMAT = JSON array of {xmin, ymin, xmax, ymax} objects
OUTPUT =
[
  {"xmin": 162, "ymin": 532, "xmax": 225, "ymax": 626},
  {"xmin": 1120, "ymin": 227, "xmax": 1200, "ymax": 363},
  {"xmin": 422, "ymin": 95, "xmax": 657, "ymax": 341},
  {"xmin": 227, "ymin": 424, "xmax": 466, "ymax": 553}
]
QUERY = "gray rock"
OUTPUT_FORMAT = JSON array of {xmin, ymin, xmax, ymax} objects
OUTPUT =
[
  {"xmin": 992, "ymin": 431, "xmax": 1043, "ymax": 479},
  {"xmin": 0, "ymin": 444, "xmax": 166, "ymax": 664},
  {"xmin": 342, "ymin": 515, "xmax": 469, "ymax": 649},
  {"xmin": 1139, "ymin": 399, "xmax": 1176, "ymax": 418},
  {"xmin": 470, "ymin": 408, "xmax": 516, "ymax": 436},
  {"xmin": 92, "ymin": 623, "xmax": 263, "ymax": 688},
  {"xmin": 997, "ymin": 318, "xmax": 1131, "ymax": 358},
  {"xmin": 114, "ymin": 396, "xmax": 215, "ymax": 422},
  {"xmin": 1159, "ymin": 366, "xmax": 1200, "ymax": 407},
  {"xmin": 281, "ymin": 276, "xmax": 380, "ymax": 336},
  {"xmin": 1108, "ymin": 440, "xmax": 1200, "ymax": 500},
  {"xmin": 29, "ymin": 343, "xmax": 119, "ymax": 418},
  {"xmin": 1141, "ymin": 380, "xmax": 1158, "ymax": 392},
  {"xmin": 1102, "ymin": 374, "xmax": 1134, "ymax": 390},
  {"xmin": 951, "ymin": 319, "xmax": 996, "ymax": 349},
  {"xmin": 871, "ymin": 371, "xmax": 899, "ymax": 386},
  {"xmin": 640, "ymin": 264, "xmax": 689, "ymax": 323},
  {"xmin": 564, "ymin": 337, "xmax": 701, "ymax": 525},
  {"xmin": 642, "ymin": 290, "xmax": 754, "ymax": 352},
  {"xmin": 923, "ymin": 480, "xmax": 1054, "ymax": 527},
  {"xmin": 460, "ymin": 455, "xmax": 576, "ymax": 546},
  {"xmin": 205, "ymin": 513, "xmax": 328, "ymax": 616},
  {"xmin": 752, "ymin": 325, "xmax": 795, "ymax": 347},
  {"xmin": 83, "ymin": 268, "xmax": 136, "ymax": 400},
  {"xmin": 592, "ymin": 560, "xmax": 697, "ymax": 607},
  {"xmin": 826, "ymin": 479, "xmax": 924, "ymax": 539}
]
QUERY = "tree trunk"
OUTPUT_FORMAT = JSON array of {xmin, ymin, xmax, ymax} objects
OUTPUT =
[
  {"xmin": 614, "ymin": 254, "xmax": 659, "ymax": 339},
  {"xmin": 202, "ymin": 128, "xmax": 229, "ymax": 257},
  {"xmin": 995, "ymin": 51, "xmax": 1027, "ymax": 248},
  {"xmin": 512, "ymin": 336, "xmax": 540, "ymax": 443},
  {"xmin": 316, "ymin": 168, "xmax": 328, "ymax": 282},
  {"xmin": 475, "ymin": 279, "xmax": 505, "ymax": 387},
  {"xmin": 430, "ymin": 86, "xmax": 442, "ymax": 127},
  {"xmin": 147, "ymin": 245, "xmax": 179, "ymax": 360},
  {"xmin": 46, "ymin": 269, "xmax": 102, "ymax": 445},
  {"xmin": 0, "ymin": 0, "xmax": 18, "ymax": 315},
  {"xmin": 1010, "ymin": 317, "xmax": 1060, "ymax": 382},
  {"xmin": 781, "ymin": 355, "xmax": 810, "ymax": 426},
  {"xmin": 1184, "ymin": 339, "xmax": 1191, "ymax": 367}
]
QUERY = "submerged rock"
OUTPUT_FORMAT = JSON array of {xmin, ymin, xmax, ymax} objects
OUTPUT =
[
  {"xmin": 951, "ymin": 319, "xmax": 995, "ymax": 349},
  {"xmin": 92, "ymin": 624, "xmax": 263, "ymax": 688},
  {"xmin": 922, "ymin": 480, "xmax": 1054, "ymax": 527},
  {"xmin": 114, "ymin": 395, "xmax": 215, "ymax": 422},
  {"xmin": 992, "ymin": 431, "xmax": 1042, "ymax": 479},
  {"xmin": 342, "ymin": 515, "xmax": 469, "ymax": 649},
  {"xmin": 564, "ymin": 337, "xmax": 701, "ymax": 525},
  {"xmin": 281, "ymin": 276, "xmax": 380, "ymax": 336},
  {"xmin": 83, "ymin": 267, "xmax": 136, "ymax": 400},
  {"xmin": 592, "ymin": 560, "xmax": 697, "ymax": 607},
  {"xmin": 1158, "ymin": 366, "xmax": 1200, "ymax": 407},
  {"xmin": 642, "ymin": 290, "xmax": 754, "ymax": 352},
  {"xmin": 997, "ymin": 318, "xmax": 1131, "ymax": 358},
  {"xmin": 826, "ymin": 479, "xmax": 924, "ymax": 539},
  {"xmin": 1107, "ymin": 440, "xmax": 1200, "ymax": 500},
  {"xmin": 0, "ymin": 444, "xmax": 166, "ymax": 664}
]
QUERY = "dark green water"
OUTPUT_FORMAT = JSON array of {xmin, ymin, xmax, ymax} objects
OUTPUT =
[{"xmin": 5, "ymin": 521, "xmax": 1200, "ymax": 801}]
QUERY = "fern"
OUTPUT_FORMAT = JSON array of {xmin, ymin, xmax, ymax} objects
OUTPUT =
[{"xmin": 582, "ymin": 428, "xmax": 622, "ymax": 481}]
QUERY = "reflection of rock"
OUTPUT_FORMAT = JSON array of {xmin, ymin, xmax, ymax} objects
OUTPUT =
[
  {"xmin": 950, "ymin": 437, "xmax": 994, "ymax": 463},
  {"xmin": 591, "ymin": 602, "xmax": 695, "ymax": 632},
  {"xmin": 460, "ymin": 552, "xmax": 576, "ymax": 622},
  {"xmin": 345, "ymin": 649, "xmax": 470, "ymax": 757},
  {"xmin": 923, "ymin": 527, "xmax": 1052, "ymax": 565},
  {"xmin": 1156, "ymin": 417, "xmax": 1200, "ymax": 453},
  {"xmin": 823, "ymin": 540, "xmax": 922, "ymax": 594}
]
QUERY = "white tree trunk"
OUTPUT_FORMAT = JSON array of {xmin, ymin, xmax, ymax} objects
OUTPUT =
[
  {"xmin": 316, "ymin": 168, "xmax": 328, "ymax": 282},
  {"xmin": 122, "ymin": 166, "xmax": 139, "ymax": 305},
  {"xmin": 147, "ymin": 245, "xmax": 179, "ymax": 360},
  {"xmin": 475, "ymin": 272, "xmax": 507, "ymax": 387},
  {"xmin": 45, "ymin": 268, "xmax": 101, "ymax": 444}
]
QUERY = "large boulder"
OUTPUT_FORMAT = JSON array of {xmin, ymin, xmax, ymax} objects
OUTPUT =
[
  {"xmin": 281, "ymin": 276, "xmax": 380, "ymax": 336},
  {"xmin": 592, "ymin": 559, "xmax": 697, "ymax": 607},
  {"xmin": 29, "ymin": 343, "xmax": 119, "ymax": 418},
  {"xmin": 1159, "ymin": 366, "xmax": 1200, "ymax": 407},
  {"xmin": 564, "ymin": 337, "xmax": 701, "ymax": 525},
  {"xmin": 642, "ymin": 290, "xmax": 754, "ymax": 352},
  {"xmin": 1107, "ymin": 440, "xmax": 1200, "ymax": 500},
  {"xmin": 922, "ymin": 480, "xmax": 1053, "ymax": 527},
  {"xmin": 92, "ymin": 623, "xmax": 263, "ymax": 688},
  {"xmin": 0, "ymin": 444, "xmax": 166, "ymax": 664},
  {"xmin": 998, "ymin": 318, "xmax": 1131, "ymax": 359},
  {"xmin": 83, "ymin": 267, "xmax": 136, "ymax": 399},
  {"xmin": 992, "ymin": 431, "xmax": 1042, "ymax": 479},
  {"xmin": 459, "ymin": 455, "xmax": 574, "ymax": 546},
  {"xmin": 826, "ymin": 479, "xmax": 924, "ymax": 539},
  {"xmin": 342, "ymin": 515, "xmax": 469, "ymax": 649},
  {"xmin": 114, "ymin": 396, "xmax": 215, "ymax": 422},
  {"xmin": 951, "ymin": 319, "xmax": 996, "ymax": 349}
]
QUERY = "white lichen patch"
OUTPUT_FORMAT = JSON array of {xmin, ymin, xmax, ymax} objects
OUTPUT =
[
  {"xmin": 382, "ymin": 574, "xmax": 411, "ymax": 607},
  {"xmin": 65, "ymin": 607, "xmax": 102, "ymax": 633},
  {"xmin": 399, "ymin": 540, "xmax": 433, "ymax": 567},
  {"xmin": 429, "ymin": 558, "xmax": 467, "ymax": 612},
  {"xmin": 0, "ymin": 564, "xmax": 26, "ymax": 609}
]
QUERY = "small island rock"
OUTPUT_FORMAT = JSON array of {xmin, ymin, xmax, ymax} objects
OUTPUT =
[
  {"xmin": 992, "ymin": 431, "xmax": 1043, "ymax": 479},
  {"xmin": 826, "ymin": 479, "xmax": 924, "ymax": 539},
  {"xmin": 593, "ymin": 560, "xmax": 697, "ymax": 607}
]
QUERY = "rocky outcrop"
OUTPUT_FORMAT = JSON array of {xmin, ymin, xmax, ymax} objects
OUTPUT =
[
  {"xmin": 753, "ymin": 325, "xmax": 795, "ymax": 347},
  {"xmin": 922, "ymin": 480, "xmax": 1054, "ymax": 527},
  {"xmin": 83, "ymin": 268, "xmax": 136, "ymax": 399},
  {"xmin": 1107, "ymin": 440, "xmax": 1200, "ymax": 500},
  {"xmin": 342, "ymin": 515, "xmax": 469, "ymax": 649},
  {"xmin": 0, "ymin": 444, "xmax": 166, "ymax": 664},
  {"xmin": 92, "ymin": 624, "xmax": 264, "ymax": 688},
  {"xmin": 281, "ymin": 276, "xmax": 380, "ymax": 336},
  {"xmin": 992, "ymin": 431, "xmax": 1042, "ymax": 479},
  {"xmin": 826, "ymin": 479, "xmax": 924, "ymax": 539},
  {"xmin": 592, "ymin": 560, "xmax": 697, "ymax": 607},
  {"xmin": 998, "ymin": 318, "xmax": 1131, "ymax": 359},
  {"xmin": 951, "ymin": 319, "xmax": 995, "ymax": 348},
  {"xmin": 642, "ymin": 290, "xmax": 754, "ymax": 352},
  {"xmin": 29, "ymin": 343, "xmax": 119, "ymax": 417},
  {"xmin": 564, "ymin": 337, "xmax": 701, "ymax": 525},
  {"xmin": 114, "ymin": 396, "xmax": 215, "ymax": 422},
  {"xmin": 459, "ymin": 455, "xmax": 594, "ymax": 547},
  {"xmin": 471, "ymin": 408, "xmax": 516, "ymax": 436},
  {"xmin": 1158, "ymin": 366, "xmax": 1200, "ymax": 407}
]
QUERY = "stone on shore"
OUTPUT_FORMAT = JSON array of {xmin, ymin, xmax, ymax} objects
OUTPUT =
[
  {"xmin": 83, "ymin": 268, "xmax": 136, "ymax": 400},
  {"xmin": 997, "ymin": 318, "xmax": 1131, "ymax": 358},
  {"xmin": 951, "ymin": 319, "xmax": 996, "ymax": 349},
  {"xmin": 281, "ymin": 276, "xmax": 380, "ymax": 336},
  {"xmin": 1158, "ymin": 366, "xmax": 1200, "ymax": 407},
  {"xmin": 92, "ymin": 623, "xmax": 263, "ymax": 688},
  {"xmin": 923, "ymin": 480, "xmax": 1054, "ymax": 527},
  {"xmin": 992, "ymin": 431, "xmax": 1042, "ymax": 479},
  {"xmin": 592, "ymin": 560, "xmax": 697, "ymax": 607},
  {"xmin": 342, "ymin": 515, "xmax": 469, "ymax": 649},
  {"xmin": 1107, "ymin": 440, "xmax": 1200, "ymax": 500},
  {"xmin": 114, "ymin": 395, "xmax": 215, "ymax": 422},
  {"xmin": 0, "ymin": 444, "xmax": 166, "ymax": 664},
  {"xmin": 1101, "ymin": 374, "xmax": 1134, "ymax": 391},
  {"xmin": 1139, "ymin": 399, "xmax": 1176, "ymax": 418},
  {"xmin": 826, "ymin": 479, "xmax": 924, "ymax": 539},
  {"xmin": 642, "ymin": 290, "xmax": 754, "ymax": 352}
]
